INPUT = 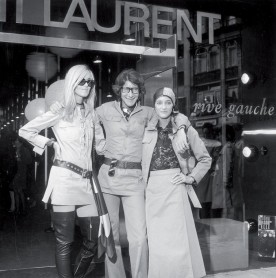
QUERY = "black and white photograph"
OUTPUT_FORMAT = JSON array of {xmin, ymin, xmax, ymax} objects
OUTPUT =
[{"xmin": 0, "ymin": 0, "xmax": 276, "ymax": 277}]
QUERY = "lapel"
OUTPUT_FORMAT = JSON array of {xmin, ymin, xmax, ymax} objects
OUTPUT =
[
  {"xmin": 130, "ymin": 102, "xmax": 143, "ymax": 116},
  {"xmin": 114, "ymin": 101, "xmax": 125, "ymax": 118}
]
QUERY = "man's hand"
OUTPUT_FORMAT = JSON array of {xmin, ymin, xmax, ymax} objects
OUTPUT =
[
  {"xmin": 46, "ymin": 138, "xmax": 56, "ymax": 147},
  {"xmin": 50, "ymin": 101, "xmax": 64, "ymax": 114},
  {"xmin": 174, "ymin": 128, "xmax": 189, "ymax": 152}
]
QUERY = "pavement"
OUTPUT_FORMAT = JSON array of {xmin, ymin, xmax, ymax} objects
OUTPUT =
[{"xmin": 207, "ymin": 267, "xmax": 276, "ymax": 277}]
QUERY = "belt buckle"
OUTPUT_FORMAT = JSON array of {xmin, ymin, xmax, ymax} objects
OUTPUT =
[
  {"xmin": 108, "ymin": 159, "xmax": 118, "ymax": 177},
  {"xmin": 82, "ymin": 169, "xmax": 88, "ymax": 178}
]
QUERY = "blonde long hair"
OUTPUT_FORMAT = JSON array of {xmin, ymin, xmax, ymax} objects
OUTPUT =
[{"xmin": 63, "ymin": 64, "xmax": 96, "ymax": 121}]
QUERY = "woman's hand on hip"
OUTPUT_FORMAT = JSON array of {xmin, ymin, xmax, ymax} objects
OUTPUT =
[
  {"xmin": 171, "ymin": 172, "xmax": 195, "ymax": 185},
  {"xmin": 171, "ymin": 172, "xmax": 188, "ymax": 185}
]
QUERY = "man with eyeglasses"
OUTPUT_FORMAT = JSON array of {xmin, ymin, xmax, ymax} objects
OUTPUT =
[
  {"xmin": 95, "ymin": 69, "xmax": 190, "ymax": 278},
  {"xmin": 50, "ymin": 68, "xmax": 190, "ymax": 278}
]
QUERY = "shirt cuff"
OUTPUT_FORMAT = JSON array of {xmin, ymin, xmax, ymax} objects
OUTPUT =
[
  {"xmin": 33, "ymin": 146, "xmax": 45, "ymax": 155},
  {"xmin": 173, "ymin": 124, "xmax": 186, "ymax": 135}
]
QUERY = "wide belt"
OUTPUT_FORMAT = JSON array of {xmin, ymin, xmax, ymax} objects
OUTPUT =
[
  {"xmin": 53, "ymin": 159, "xmax": 92, "ymax": 179},
  {"xmin": 104, "ymin": 157, "xmax": 142, "ymax": 170}
]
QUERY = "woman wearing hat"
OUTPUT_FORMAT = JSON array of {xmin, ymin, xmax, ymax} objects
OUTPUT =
[
  {"xmin": 50, "ymin": 68, "xmax": 191, "ymax": 278},
  {"xmin": 142, "ymin": 87, "xmax": 211, "ymax": 278},
  {"xmin": 19, "ymin": 65, "xmax": 114, "ymax": 278}
]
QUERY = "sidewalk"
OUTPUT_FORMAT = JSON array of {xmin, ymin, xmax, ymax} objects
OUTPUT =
[
  {"xmin": 1, "ymin": 201, "xmax": 276, "ymax": 278},
  {"xmin": 207, "ymin": 267, "xmax": 276, "ymax": 277}
]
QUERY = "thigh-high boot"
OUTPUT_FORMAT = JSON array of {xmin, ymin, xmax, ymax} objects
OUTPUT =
[
  {"xmin": 74, "ymin": 217, "xmax": 100, "ymax": 278},
  {"xmin": 52, "ymin": 211, "xmax": 75, "ymax": 278}
]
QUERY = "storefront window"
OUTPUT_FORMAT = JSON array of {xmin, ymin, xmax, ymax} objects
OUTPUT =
[{"xmin": 0, "ymin": 1, "xmax": 276, "ymax": 277}]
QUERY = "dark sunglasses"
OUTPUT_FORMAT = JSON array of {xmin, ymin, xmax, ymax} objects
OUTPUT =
[
  {"xmin": 78, "ymin": 79, "xmax": 95, "ymax": 88},
  {"xmin": 108, "ymin": 159, "xmax": 118, "ymax": 177}
]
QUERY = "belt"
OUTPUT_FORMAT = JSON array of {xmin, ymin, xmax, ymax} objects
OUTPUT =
[
  {"xmin": 53, "ymin": 159, "xmax": 92, "ymax": 179},
  {"xmin": 104, "ymin": 157, "xmax": 142, "ymax": 170}
]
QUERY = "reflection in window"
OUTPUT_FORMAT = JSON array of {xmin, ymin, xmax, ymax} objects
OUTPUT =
[
  {"xmin": 202, "ymin": 16, "xmax": 221, "ymax": 33},
  {"xmin": 226, "ymin": 41, "xmax": 238, "ymax": 68},
  {"xmin": 214, "ymin": 18, "xmax": 221, "ymax": 30},
  {"xmin": 226, "ymin": 16, "xmax": 241, "ymax": 26},
  {"xmin": 195, "ymin": 48, "xmax": 207, "ymax": 74},
  {"xmin": 209, "ymin": 45, "xmax": 220, "ymax": 71}
]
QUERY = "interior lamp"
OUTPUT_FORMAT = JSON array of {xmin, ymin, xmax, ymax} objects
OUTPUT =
[
  {"xmin": 241, "ymin": 72, "xmax": 254, "ymax": 85},
  {"xmin": 242, "ymin": 145, "xmax": 259, "ymax": 161}
]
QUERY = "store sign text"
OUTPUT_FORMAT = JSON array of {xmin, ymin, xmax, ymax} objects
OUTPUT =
[
  {"xmin": 193, "ymin": 98, "xmax": 275, "ymax": 118},
  {"xmin": 0, "ymin": 0, "xmax": 221, "ymax": 44}
]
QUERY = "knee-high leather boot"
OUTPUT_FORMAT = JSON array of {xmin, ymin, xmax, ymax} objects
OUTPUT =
[
  {"xmin": 74, "ymin": 217, "xmax": 100, "ymax": 278},
  {"xmin": 52, "ymin": 211, "xmax": 75, "ymax": 278}
]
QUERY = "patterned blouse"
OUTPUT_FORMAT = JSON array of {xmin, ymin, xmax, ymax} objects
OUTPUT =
[{"xmin": 149, "ymin": 121, "xmax": 180, "ymax": 171}]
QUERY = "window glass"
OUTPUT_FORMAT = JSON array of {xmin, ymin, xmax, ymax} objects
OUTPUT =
[
  {"xmin": 209, "ymin": 45, "xmax": 220, "ymax": 71},
  {"xmin": 226, "ymin": 41, "xmax": 238, "ymax": 67},
  {"xmin": 195, "ymin": 48, "xmax": 207, "ymax": 74}
]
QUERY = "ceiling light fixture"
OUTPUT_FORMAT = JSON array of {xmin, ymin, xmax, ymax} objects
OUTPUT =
[
  {"xmin": 93, "ymin": 55, "xmax": 102, "ymax": 64},
  {"xmin": 124, "ymin": 35, "xmax": 135, "ymax": 42}
]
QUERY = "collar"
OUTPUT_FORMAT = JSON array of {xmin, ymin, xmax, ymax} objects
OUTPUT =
[
  {"xmin": 120, "ymin": 101, "xmax": 136, "ymax": 114},
  {"xmin": 146, "ymin": 115, "xmax": 178, "ymax": 133},
  {"xmin": 157, "ymin": 120, "xmax": 173, "ymax": 132},
  {"xmin": 114, "ymin": 100, "xmax": 143, "ymax": 116}
]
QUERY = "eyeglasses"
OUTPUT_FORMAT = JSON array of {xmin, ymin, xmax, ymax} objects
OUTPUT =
[
  {"xmin": 121, "ymin": 87, "xmax": 139, "ymax": 95},
  {"xmin": 108, "ymin": 159, "xmax": 118, "ymax": 177},
  {"xmin": 78, "ymin": 79, "xmax": 95, "ymax": 88}
]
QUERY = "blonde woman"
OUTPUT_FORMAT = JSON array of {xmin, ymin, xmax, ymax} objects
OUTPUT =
[
  {"xmin": 142, "ymin": 87, "xmax": 212, "ymax": 278},
  {"xmin": 19, "ymin": 65, "xmax": 110, "ymax": 278}
]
